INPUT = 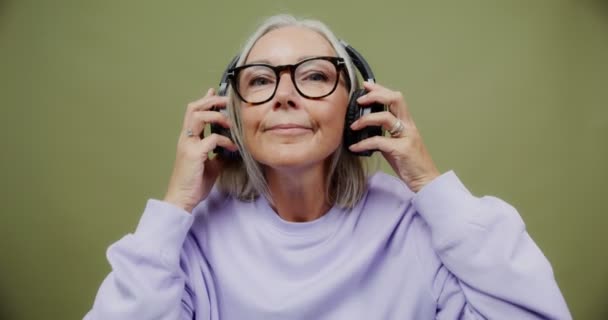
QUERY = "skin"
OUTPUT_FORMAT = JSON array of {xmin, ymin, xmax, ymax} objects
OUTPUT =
[
  {"xmin": 164, "ymin": 26, "xmax": 440, "ymax": 222},
  {"xmin": 238, "ymin": 27, "xmax": 349, "ymax": 222}
]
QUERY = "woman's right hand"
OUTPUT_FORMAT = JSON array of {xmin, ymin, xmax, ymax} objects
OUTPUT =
[{"xmin": 163, "ymin": 88, "xmax": 237, "ymax": 213}]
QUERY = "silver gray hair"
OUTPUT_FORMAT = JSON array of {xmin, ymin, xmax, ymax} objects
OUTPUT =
[{"xmin": 217, "ymin": 14, "xmax": 370, "ymax": 208}]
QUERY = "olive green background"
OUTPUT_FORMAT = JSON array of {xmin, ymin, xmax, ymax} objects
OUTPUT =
[{"xmin": 1, "ymin": 0, "xmax": 607, "ymax": 319}]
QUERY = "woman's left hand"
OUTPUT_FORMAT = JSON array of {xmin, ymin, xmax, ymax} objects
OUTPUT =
[{"xmin": 348, "ymin": 82, "xmax": 440, "ymax": 193}]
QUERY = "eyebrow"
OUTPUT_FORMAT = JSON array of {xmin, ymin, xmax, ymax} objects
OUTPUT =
[{"xmin": 245, "ymin": 55, "xmax": 319, "ymax": 65}]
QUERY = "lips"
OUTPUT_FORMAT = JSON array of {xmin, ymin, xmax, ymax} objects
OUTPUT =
[
  {"xmin": 265, "ymin": 124, "xmax": 310, "ymax": 131},
  {"xmin": 264, "ymin": 123, "xmax": 312, "ymax": 135}
]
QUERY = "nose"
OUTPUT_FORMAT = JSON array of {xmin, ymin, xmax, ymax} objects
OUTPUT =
[{"xmin": 273, "ymin": 71, "xmax": 297, "ymax": 109}]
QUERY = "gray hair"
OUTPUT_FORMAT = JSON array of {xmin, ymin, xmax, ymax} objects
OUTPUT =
[{"xmin": 217, "ymin": 14, "xmax": 370, "ymax": 208}]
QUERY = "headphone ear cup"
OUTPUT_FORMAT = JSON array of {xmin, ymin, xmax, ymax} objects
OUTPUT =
[
  {"xmin": 344, "ymin": 89, "xmax": 366, "ymax": 152},
  {"xmin": 344, "ymin": 89, "xmax": 385, "ymax": 157},
  {"xmin": 210, "ymin": 85, "xmax": 241, "ymax": 159}
]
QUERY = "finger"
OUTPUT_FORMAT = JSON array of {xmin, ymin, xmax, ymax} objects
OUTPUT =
[
  {"xmin": 357, "ymin": 83, "xmax": 410, "ymax": 119},
  {"xmin": 186, "ymin": 92, "xmax": 229, "ymax": 114},
  {"xmin": 358, "ymin": 81, "xmax": 394, "ymax": 102},
  {"xmin": 348, "ymin": 135, "xmax": 399, "ymax": 154},
  {"xmin": 186, "ymin": 95, "xmax": 229, "ymax": 113},
  {"xmin": 187, "ymin": 88, "xmax": 213, "ymax": 111},
  {"xmin": 356, "ymin": 88, "xmax": 403, "ymax": 110},
  {"xmin": 186, "ymin": 111, "xmax": 232, "ymax": 140},
  {"xmin": 183, "ymin": 96, "xmax": 229, "ymax": 132},
  {"xmin": 199, "ymin": 133, "xmax": 238, "ymax": 153},
  {"xmin": 361, "ymin": 81, "xmax": 384, "ymax": 91},
  {"xmin": 350, "ymin": 111, "xmax": 399, "ymax": 132}
]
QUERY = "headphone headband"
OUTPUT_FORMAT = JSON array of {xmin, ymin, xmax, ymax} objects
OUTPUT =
[{"xmin": 339, "ymin": 40, "xmax": 375, "ymax": 84}]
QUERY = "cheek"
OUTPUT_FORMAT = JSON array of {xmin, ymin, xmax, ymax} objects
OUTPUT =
[
  {"xmin": 239, "ymin": 109, "xmax": 260, "ymax": 145},
  {"xmin": 317, "ymin": 108, "xmax": 347, "ymax": 149},
  {"xmin": 325, "ymin": 94, "xmax": 349, "ymax": 141},
  {"xmin": 326, "ymin": 115, "xmax": 345, "ymax": 142}
]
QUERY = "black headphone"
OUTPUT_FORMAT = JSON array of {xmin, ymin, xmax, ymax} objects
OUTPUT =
[{"xmin": 210, "ymin": 40, "xmax": 384, "ymax": 158}]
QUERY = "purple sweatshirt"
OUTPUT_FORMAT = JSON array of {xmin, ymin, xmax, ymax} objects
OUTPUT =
[{"xmin": 85, "ymin": 171, "xmax": 571, "ymax": 319}]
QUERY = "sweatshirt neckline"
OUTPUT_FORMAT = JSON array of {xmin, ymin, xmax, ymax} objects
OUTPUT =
[{"xmin": 255, "ymin": 195, "xmax": 344, "ymax": 237}]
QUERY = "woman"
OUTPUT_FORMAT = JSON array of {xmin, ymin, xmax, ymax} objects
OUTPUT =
[{"xmin": 85, "ymin": 14, "xmax": 571, "ymax": 319}]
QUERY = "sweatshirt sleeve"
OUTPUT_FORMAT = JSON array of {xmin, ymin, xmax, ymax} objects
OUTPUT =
[
  {"xmin": 411, "ymin": 171, "xmax": 571, "ymax": 320},
  {"xmin": 83, "ymin": 199, "xmax": 199, "ymax": 320}
]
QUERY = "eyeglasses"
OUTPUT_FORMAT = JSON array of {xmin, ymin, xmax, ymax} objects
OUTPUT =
[{"xmin": 228, "ymin": 56, "xmax": 345, "ymax": 105}]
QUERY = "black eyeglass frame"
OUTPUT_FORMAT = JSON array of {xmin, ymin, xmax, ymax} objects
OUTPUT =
[{"xmin": 227, "ymin": 56, "xmax": 346, "ymax": 105}]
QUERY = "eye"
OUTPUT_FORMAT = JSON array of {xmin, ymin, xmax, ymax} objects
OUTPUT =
[
  {"xmin": 304, "ymin": 72, "xmax": 329, "ymax": 82},
  {"xmin": 249, "ymin": 76, "xmax": 274, "ymax": 87}
]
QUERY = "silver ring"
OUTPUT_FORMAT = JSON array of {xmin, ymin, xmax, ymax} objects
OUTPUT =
[
  {"xmin": 388, "ymin": 120, "xmax": 404, "ymax": 137},
  {"xmin": 186, "ymin": 129, "xmax": 194, "ymax": 137}
]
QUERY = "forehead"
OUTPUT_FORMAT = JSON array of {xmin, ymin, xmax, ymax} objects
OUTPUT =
[{"xmin": 245, "ymin": 26, "xmax": 337, "ymax": 64}]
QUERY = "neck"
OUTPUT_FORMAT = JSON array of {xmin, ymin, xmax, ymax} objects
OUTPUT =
[{"xmin": 265, "ymin": 164, "xmax": 331, "ymax": 222}]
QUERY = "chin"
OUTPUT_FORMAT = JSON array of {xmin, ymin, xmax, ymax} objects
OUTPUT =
[{"xmin": 256, "ymin": 143, "xmax": 334, "ymax": 171}]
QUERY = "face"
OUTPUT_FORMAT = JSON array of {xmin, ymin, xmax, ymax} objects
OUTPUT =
[{"xmin": 238, "ymin": 26, "xmax": 349, "ymax": 172}]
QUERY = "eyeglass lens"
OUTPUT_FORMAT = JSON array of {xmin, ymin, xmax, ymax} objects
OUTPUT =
[{"xmin": 235, "ymin": 58, "xmax": 339, "ymax": 104}]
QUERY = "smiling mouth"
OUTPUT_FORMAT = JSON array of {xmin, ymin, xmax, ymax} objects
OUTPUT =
[{"xmin": 265, "ymin": 124, "xmax": 312, "ymax": 135}]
